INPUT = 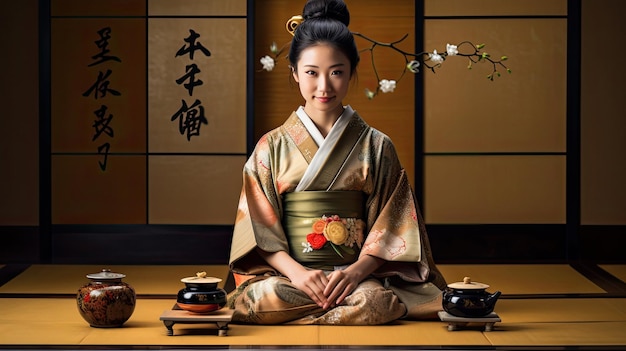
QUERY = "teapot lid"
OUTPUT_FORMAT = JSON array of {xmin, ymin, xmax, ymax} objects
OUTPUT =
[
  {"xmin": 181, "ymin": 271, "xmax": 222, "ymax": 284},
  {"xmin": 447, "ymin": 276, "xmax": 490, "ymax": 289},
  {"xmin": 86, "ymin": 269, "xmax": 126, "ymax": 280}
]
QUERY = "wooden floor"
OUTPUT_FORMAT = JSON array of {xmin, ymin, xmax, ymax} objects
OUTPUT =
[{"xmin": 0, "ymin": 263, "xmax": 625, "ymax": 350}]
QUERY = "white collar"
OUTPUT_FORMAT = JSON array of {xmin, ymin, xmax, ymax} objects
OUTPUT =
[
  {"xmin": 295, "ymin": 105, "xmax": 356, "ymax": 191},
  {"xmin": 295, "ymin": 105, "xmax": 355, "ymax": 147}
]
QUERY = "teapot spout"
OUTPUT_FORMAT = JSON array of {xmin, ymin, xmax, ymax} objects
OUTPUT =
[{"xmin": 486, "ymin": 290, "xmax": 502, "ymax": 308}]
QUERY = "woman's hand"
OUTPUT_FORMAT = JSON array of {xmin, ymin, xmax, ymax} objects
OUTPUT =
[
  {"xmin": 289, "ymin": 269, "xmax": 330, "ymax": 308},
  {"xmin": 324, "ymin": 269, "xmax": 360, "ymax": 308},
  {"xmin": 324, "ymin": 255, "xmax": 386, "ymax": 307},
  {"xmin": 258, "ymin": 249, "xmax": 386, "ymax": 310},
  {"xmin": 257, "ymin": 248, "xmax": 330, "ymax": 308}
]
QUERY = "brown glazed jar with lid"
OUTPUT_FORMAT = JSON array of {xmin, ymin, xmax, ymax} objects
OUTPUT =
[{"xmin": 76, "ymin": 269, "xmax": 136, "ymax": 327}]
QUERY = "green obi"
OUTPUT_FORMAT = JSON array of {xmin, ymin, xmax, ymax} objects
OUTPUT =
[{"xmin": 282, "ymin": 191, "xmax": 366, "ymax": 270}]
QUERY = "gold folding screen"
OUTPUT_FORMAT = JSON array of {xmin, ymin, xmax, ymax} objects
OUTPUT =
[
  {"xmin": 25, "ymin": 0, "xmax": 624, "ymax": 231},
  {"xmin": 423, "ymin": 0, "xmax": 568, "ymax": 224},
  {"xmin": 50, "ymin": 0, "xmax": 247, "ymax": 225}
]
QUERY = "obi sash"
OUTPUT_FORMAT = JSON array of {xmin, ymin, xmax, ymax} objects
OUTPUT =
[{"xmin": 282, "ymin": 191, "xmax": 366, "ymax": 270}]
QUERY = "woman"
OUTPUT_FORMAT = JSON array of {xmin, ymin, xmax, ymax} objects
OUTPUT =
[{"xmin": 228, "ymin": 0, "xmax": 446, "ymax": 325}]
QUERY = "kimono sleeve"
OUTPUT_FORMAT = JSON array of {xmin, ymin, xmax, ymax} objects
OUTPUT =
[
  {"xmin": 360, "ymin": 132, "xmax": 445, "ymax": 287},
  {"xmin": 228, "ymin": 134, "xmax": 289, "ymax": 275}
]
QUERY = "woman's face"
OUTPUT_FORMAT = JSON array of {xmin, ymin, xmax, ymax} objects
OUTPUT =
[{"xmin": 292, "ymin": 43, "xmax": 351, "ymax": 117}]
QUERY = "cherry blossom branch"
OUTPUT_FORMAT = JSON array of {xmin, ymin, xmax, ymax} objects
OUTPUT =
[
  {"xmin": 352, "ymin": 33, "xmax": 511, "ymax": 98},
  {"xmin": 258, "ymin": 33, "xmax": 510, "ymax": 99}
]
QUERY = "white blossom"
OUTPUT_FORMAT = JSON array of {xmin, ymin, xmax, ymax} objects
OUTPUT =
[
  {"xmin": 260, "ymin": 55, "xmax": 275, "ymax": 71},
  {"xmin": 429, "ymin": 50, "xmax": 444, "ymax": 65},
  {"xmin": 379, "ymin": 79, "xmax": 397, "ymax": 93},
  {"xmin": 446, "ymin": 43, "xmax": 458, "ymax": 56},
  {"xmin": 302, "ymin": 242, "xmax": 313, "ymax": 253}
]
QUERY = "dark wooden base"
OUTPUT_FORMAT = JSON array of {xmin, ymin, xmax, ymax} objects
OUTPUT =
[
  {"xmin": 159, "ymin": 308, "xmax": 234, "ymax": 336},
  {"xmin": 438, "ymin": 311, "xmax": 501, "ymax": 331}
]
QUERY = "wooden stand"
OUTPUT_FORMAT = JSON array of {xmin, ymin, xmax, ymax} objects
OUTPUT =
[
  {"xmin": 438, "ymin": 311, "xmax": 501, "ymax": 331},
  {"xmin": 159, "ymin": 308, "xmax": 234, "ymax": 336}
]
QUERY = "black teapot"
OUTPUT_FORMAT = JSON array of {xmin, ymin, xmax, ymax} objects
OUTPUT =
[{"xmin": 442, "ymin": 277, "xmax": 501, "ymax": 318}]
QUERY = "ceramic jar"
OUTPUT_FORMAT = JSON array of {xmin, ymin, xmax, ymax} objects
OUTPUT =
[
  {"xmin": 76, "ymin": 269, "xmax": 136, "ymax": 327},
  {"xmin": 442, "ymin": 277, "xmax": 501, "ymax": 318},
  {"xmin": 176, "ymin": 272, "xmax": 227, "ymax": 313}
]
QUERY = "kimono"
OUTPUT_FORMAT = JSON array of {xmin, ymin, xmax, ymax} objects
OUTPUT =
[{"xmin": 228, "ymin": 105, "xmax": 447, "ymax": 324}]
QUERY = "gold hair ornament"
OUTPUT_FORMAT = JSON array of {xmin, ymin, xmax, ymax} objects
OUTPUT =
[{"xmin": 286, "ymin": 15, "xmax": 303, "ymax": 36}]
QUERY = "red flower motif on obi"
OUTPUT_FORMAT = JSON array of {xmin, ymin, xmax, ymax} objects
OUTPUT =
[
  {"xmin": 306, "ymin": 233, "xmax": 327, "ymax": 250},
  {"xmin": 302, "ymin": 215, "xmax": 365, "ymax": 257}
]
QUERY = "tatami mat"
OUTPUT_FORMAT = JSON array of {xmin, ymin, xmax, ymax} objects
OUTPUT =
[
  {"xmin": 483, "ymin": 321, "xmax": 626, "ymax": 346},
  {"xmin": 318, "ymin": 321, "xmax": 626, "ymax": 347},
  {"xmin": 317, "ymin": 322, "xmax": 492, "ymax": 346},
  {"xmin": 1, "ymin": 297, "xmax": 625, "ymax": 347},
  {"xmin": 0, "ymin": 264, "xmax": 607, "ymax": 296},
  {"xmin": 1, "ymin": 264, "xmax": 625, "ymax": 348},
  {"xmin": 600, "ymin": 264, "xmax": 626, "ymax": 283},
  {"xmin": 438, "ymin": 264, "xmax": 606, "ymax": 294},
  {"xmin": 496, "ymin": 298, "xmax": 626, "ymax": 322},
  {"xmin": 0, "ymin": 264, "xmax": 229, "ymax": 295}
]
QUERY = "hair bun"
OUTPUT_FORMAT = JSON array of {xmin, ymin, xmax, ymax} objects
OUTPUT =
[{"xmin": 302, "ymin": 0, "xmax": 350, "ymax": 27}]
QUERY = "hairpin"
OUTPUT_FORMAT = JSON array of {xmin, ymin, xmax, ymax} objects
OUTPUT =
[{"xmin": 286, "ymin": 15, "xmax": 303, "ymax": 36}]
